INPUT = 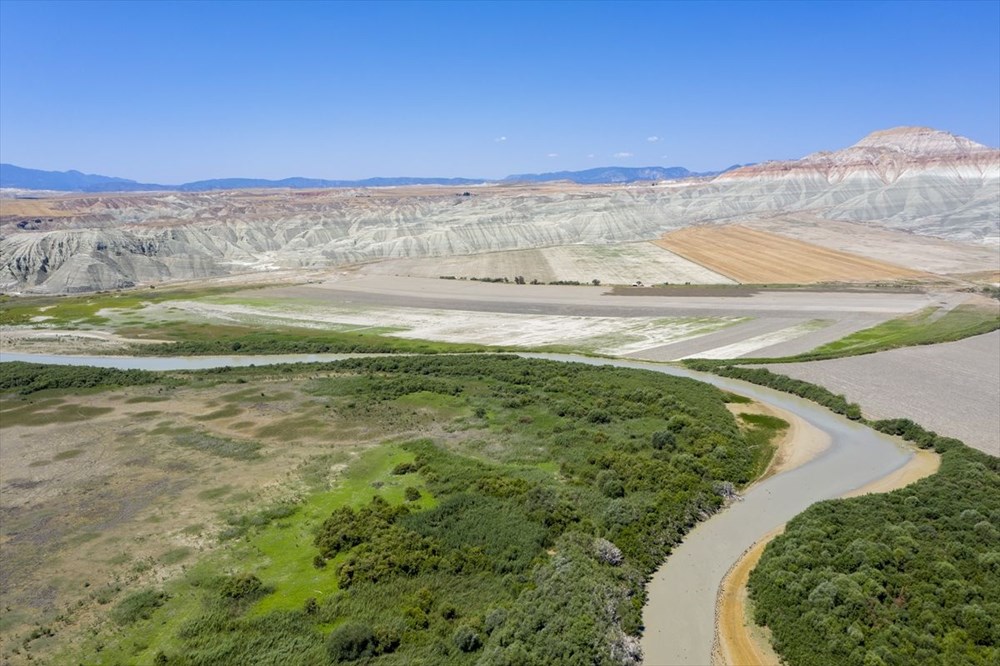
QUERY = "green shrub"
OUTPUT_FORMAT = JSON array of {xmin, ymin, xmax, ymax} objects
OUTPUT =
[
  {"xmin": 651, "ymin": 430, "xmax": 676, "ymax": 450},
  {"xmin": 326, "ymin": 622, "xmax": 377, "ymax": 662},
  {"xmin": 392, "ymin": 461, "xmax": 418, "ymax": 475},
  {"xmin": 452, "ymin": 625, "xmax": 482, "ymax": 652},
  {"xmin": 110, "ymin": 589, "xmax": 168, "ymax": 625},
  {"xmin": 749, "ymin": 447, "xmax": 1000, "ymax": 666},
  {"xmin": 484, "ymin": 607, "xmax": 508, "ymax": 635},
  {"xmin": 219, "ymin": 573, "xmax": 262, "ymax": 600},
  {"xmin": 404, "ymin": 486, "xmax": 422, "ymax": 502}
]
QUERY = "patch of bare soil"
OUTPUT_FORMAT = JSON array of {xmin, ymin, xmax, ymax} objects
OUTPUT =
[{"xmin": 0, "ymin": 375, "xmax": 457, "ymax": 661}]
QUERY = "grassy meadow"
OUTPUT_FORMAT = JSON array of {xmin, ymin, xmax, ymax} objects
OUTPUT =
[{"xmin": 0, "ymin": 356, "xmax": 778, "ymax": 665}]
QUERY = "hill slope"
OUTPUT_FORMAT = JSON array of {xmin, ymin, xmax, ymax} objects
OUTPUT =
[{"xmin": 1, "ymin": 127, "xmax": 997, "ymax": 293}]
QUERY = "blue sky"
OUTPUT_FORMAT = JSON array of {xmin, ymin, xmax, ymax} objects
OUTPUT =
[{"xmin": 1, "ymin": 0, "xmax": 997, "ymax": 182}]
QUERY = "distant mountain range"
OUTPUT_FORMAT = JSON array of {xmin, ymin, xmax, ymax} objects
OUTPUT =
[
  {"xmin": 0, "ymin": 163, "xmax": 730, "ymax": 192},
  {"xmin": 503, "ymin": 165, "xmax": 735, "ymax": 184}
]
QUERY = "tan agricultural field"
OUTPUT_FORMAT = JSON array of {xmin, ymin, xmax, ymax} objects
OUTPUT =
[{"xmin": 655, "ymin": 225, "xmax": 929, "ymax": 284}]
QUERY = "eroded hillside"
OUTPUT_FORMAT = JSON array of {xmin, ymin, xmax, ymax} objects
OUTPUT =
[{"xmin": 1, "ymin": 127, "xmax": 997, "ymax": 293}]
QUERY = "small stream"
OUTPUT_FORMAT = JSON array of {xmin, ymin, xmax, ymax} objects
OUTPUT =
[{"xmin": 1, "ymin": 351, "xmax": 911, "ymax": 665}]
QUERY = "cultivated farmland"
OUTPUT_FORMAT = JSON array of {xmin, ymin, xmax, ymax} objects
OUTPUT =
[{"xmin": 654, "ymin": 225, "xmax": 929, "ymax": 284}]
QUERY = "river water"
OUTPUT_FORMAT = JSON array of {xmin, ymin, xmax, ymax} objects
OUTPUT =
[{"xmin": 0, "ymin": 351, "xmax": 910, "ymax": 665}]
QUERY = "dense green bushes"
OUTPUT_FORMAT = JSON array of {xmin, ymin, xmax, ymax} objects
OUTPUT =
[
  {"xmin": 299, "ymin": 357, "xmax": 770, "ymax": 661},
  {"xmin": 749, "ymin": 447, "xmax": 1000, "ymax": 666},
  {"xmin": 135, "ymin": 328, "xmax": 491, "ymax": 356},
  {"xmin": 154, "ymin": 355, "xmax": 771, "ymax": 664},
  {"xmin": 684, "ymin": 362, "xmax": 863, "ymax": 420},
  {"xmin": 0, "ymin": 361, "xmax": 164, "ymax": 394}
]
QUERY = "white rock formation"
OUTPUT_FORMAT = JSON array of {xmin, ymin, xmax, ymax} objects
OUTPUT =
[{"xmin": 1, "ymin": 127, "xmax": 997, "ymax": 293}]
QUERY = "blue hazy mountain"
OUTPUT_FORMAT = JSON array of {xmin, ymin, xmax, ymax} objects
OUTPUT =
[
  {"xmin": 0, "ymin": 163, "xmax": 727, "ymax": 192},
  {"xmin": 0, "ymin": 164, "xmax": 485, "ymax": 192},
  {"xmin": 0, "ymin": 163, "xmax": 163, "ymax": 192},
  {"xmin": 502, "ymin": 166, "xmax": 709, "ymax": 184}
]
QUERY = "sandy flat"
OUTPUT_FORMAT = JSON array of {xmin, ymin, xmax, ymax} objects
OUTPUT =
[{"xmin": 769, "ymin": 330, "xmax": 1000, "ymax": 456}]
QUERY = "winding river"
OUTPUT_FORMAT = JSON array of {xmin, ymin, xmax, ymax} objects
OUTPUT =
[{"xmin": 1, "ymin": 351, "xmax": 913, "ymax": 665}]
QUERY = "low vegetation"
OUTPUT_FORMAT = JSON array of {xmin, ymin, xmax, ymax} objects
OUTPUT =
[
  {"xmin": 8, "ymin": 355, "xmax": 778, "ymax": 665},
  {"xmin": 130, "ymin": 325, "xmax": 496, "ymax": 356},
  {"xmin": 0, "ymin": 285, "xmax": 253, "ymax": 327},
  {"xmin": 749, "ymin": 446, "xmax": 1000, "ymax": 666},
  {"xmin": 0, "ymin": 361, "xmax": 166, "ymax": 394},
  {"xmin": 730, "ymin": 304, "xmax": 1000, "ymax": 364}
]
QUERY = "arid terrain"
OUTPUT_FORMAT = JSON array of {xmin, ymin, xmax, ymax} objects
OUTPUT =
[
  {"xmin": 2, "ymin": 127, "xmax": 997, "ymax": 294},
  {"xmin": 1, "ymin": 125, "xmax": 998, "ymax": 666},
  {"xmin": 768, "ymin": 330, "xmax": 1000, "ymax": 455}
]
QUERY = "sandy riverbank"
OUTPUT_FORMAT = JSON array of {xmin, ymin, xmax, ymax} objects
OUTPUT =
[
  {"xmin": 728, "ymin": 400, "xmax": 829, "ymax": 483},
  {"xmin": 713, "ymin": 446, "xmax": 941, "ymax": 666}
]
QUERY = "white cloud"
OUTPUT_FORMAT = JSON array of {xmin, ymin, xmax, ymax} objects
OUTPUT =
[
  {"xmin": 494, "ymin": 136, "xmax": 507, "ymax": 142},
  {"xmin": 586, "ymin": 153, "xmax": 596, "ymax": 159},
  {"xmin": 613, "ymin": 152, "xmax": 634, "ymax": 158},
  {"xmin": 647, "ymin": 136, "xmax": 660, "ymax": 143},
  {"xmin": 547, "ymin": 152, "xmax": 559, "ymax": 158}
]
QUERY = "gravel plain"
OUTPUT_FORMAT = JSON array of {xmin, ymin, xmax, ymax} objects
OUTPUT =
[{"xmin": 768, "ymin": 331, "xmax": 1000, "ymax": 456}]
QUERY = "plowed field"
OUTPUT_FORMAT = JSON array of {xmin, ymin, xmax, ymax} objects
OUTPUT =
[{"xmin": 654, "ymin": 225, "xmax": 928, "ymax": 284}]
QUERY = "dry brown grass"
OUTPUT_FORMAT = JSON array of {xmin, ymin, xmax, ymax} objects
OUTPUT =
[{"xmin": 654, "ymin": 225, "xmax": 928, "ymax": 284}]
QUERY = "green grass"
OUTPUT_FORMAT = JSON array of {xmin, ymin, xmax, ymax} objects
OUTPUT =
[
  {"xmin": 192, "ymin": 405, "xmax": 244, "ymax": 421},
  {"xmin": 161, "ymin": 427, "xmax": 263, "ymax": 461},
  {"xmin": 735, "ymin": 304, "xmax": 1000, "ymax": 364},
  {"xmin": 160, "ymin": 548, "xmax": 192, "ymax": 565},
  {"xmin": 740, "ymin": 413, "xmax": 789, "ymax": 480},
  {"xmin": 250, "ymin": 445, "xmax": 436, "ymax": 615},
  {"xmin": 122, "ymin": 321, "xmax": 502, "ymax": 355},
  {"xmin": 52, "ymin": 449, "xmax": 84, "ymax": 461},
  {"xmin": 0, "ymin": 285, "xmax": 259, "ymax": 327},
  {"xmin": 0, "ymin": 402, "xmax": 114, "ymax": 427},
  {"xmin": 738, "ymin": 412, "xmax": 789, "ymax": 430}
]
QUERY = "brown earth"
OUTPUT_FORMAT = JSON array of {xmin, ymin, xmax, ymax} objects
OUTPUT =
[
  {"xmin": 0, "ymin": 375, "xmax": 469, "ymax": 663},
  {"xmin": 655, "ymin": 225, "xmax": 929, "ymax": 284}
]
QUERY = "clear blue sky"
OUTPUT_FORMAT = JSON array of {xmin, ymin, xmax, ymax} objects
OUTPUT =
[{"xmin": 1, "ymin": 0, "xmax": 997, "ymax": 182}]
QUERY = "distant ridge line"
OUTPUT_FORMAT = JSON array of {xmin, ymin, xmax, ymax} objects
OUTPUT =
[{"xmin": 0, "ymin": 163, "xmax": 720, "ymax": 193}]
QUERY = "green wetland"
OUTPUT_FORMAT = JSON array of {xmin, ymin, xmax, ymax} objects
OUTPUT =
[
  {"xmin": 1, "ymin": 341, "xmax": 996, "ymax": 665},
  {"xmin": 1, "ymin": 356, "xmax": 773, "ymax": 665}
]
